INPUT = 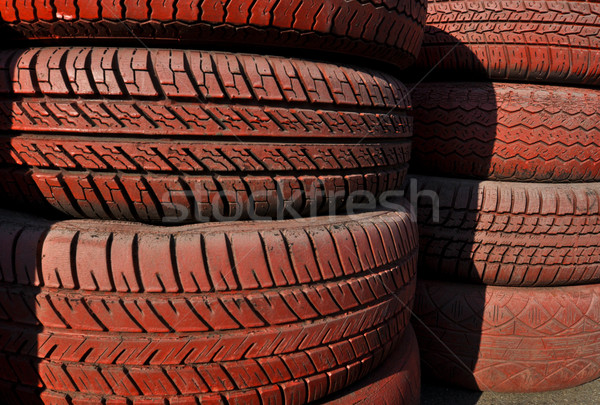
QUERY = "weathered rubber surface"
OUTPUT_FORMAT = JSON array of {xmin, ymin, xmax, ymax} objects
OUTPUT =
[
  {"xmin": 0, "ymin": 206, "xmax": 419, "ymax": 403},
  {"xmin": 0, "ymin": 0, "xmax": 427, "ymax": 69},
  {"xmin": 318, "ymin": 325, "xmax": 420, "ymax": 405},
  {"xmin": 411, "ymin": 82, "xmax": 600, "ymax": 182},
  {"xmin": 0, "ymin": 47, "xmax": 412, "ymax": 223},
  {"xmin": 8, "ymin": 312, "xmax": 410, "ymax": 403},
  {"xmin": 414, "ymin": 279, "xmax": 600, "ymax": 392},
  {"xmin": 418, "ymin": 0, "xmax": 600, "ymax": 86},
  {"xmin": 405, "ymin": 175, "xmax": 600, "ymax": 287}
]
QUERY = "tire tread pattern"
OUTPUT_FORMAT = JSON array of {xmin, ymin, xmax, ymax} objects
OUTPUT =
[
  {"xmin": 419, "ymin": 0, "xmax": 600, "ymax": 85},
  {"xmin": 414, "ymin": 280, "xmax": 600, "ymax": 392},
  {"xmin": 411, "ymin": 82, "xmax": 600, "ymax": 182},
  {"xmin": 407, "ymin": 175, "xmax": 600, "ymax": 286},
  {"xmin": 0, "ymin": 0, "xmax": 427, "ymax": 68}
]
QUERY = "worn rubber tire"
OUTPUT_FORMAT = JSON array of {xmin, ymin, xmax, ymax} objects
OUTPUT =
[
  {"xmin": 318, "ymin": 324, "xmax": 420, "ymax": 405},
  {"xmin": 405, "ymin": 175, "xmax": 600, "ymax": 287},
  {"xmin": 0, "ymin": 0, "xmax": 427, "ymax": 69},
  {"xmin": 411, "ymin": 82, "xmax": 600, "ymax": 182},
  {"xmin": 0, "ymin": 47, "xmax": 412, "ymax": 224},
  {"xmin": 0, "ymin": 205, "xmax": 418, "ymax": 403},
  {"xmin": 414, "ymin": 279, "xmax": 600, "ymax": 393},
  {"xmin": 418, "ymin": 0, "xmax": 600, "ymax": 86}
]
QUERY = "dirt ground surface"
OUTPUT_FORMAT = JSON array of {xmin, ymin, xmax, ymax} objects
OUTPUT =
[{"xmin": 422, "ymin": 378, "xmax": 600, "ymax": 404}]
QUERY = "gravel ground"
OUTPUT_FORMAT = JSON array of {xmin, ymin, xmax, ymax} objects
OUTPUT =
[{"xmin": 421, "ymin": 378, "xmax": 600, "ymax": 404}]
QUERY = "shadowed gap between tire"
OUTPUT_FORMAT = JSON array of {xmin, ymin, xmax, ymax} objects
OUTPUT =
[{"xmin": 406, "ymin": 26, "xmax": 499, "ymax": 404}]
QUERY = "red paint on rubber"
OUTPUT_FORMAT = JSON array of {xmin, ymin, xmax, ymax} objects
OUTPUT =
[
  {"xmin": 414, "ymin": 279, "xmax": 600, "ymax": 392},
  {"xmin": 0, "ymin": 0, "xmax": 427, "ymax": 68},
  {"xmin": 0, "ymin": 206, "xmax": 419, "ymax": 403},
  {"xmin": 411, "ymin": 82, "xmax": 600, "ymax": 182},
  {"xmin": 406, "ymin": 175, "xmax": 600, "ymax": 287},
  {"xmin": 418, "ymin": 0, "xmax": 600, "ymax": 85},
  {"xmin": 320, "ymin": 325, "xmax": 420, "ymax": 405},
  {"xmin": 0, "ymin": 47, "xmax": 413, "ymax": 223}
]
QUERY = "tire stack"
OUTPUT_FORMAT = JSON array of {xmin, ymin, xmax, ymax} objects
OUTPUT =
[
  {"xmin": 407, "ymin": 0, "xmax": 600, "ymax": 393},
  {"xmin": 0, "ymin": 1, "xmax": 427, "ymax": 404}
]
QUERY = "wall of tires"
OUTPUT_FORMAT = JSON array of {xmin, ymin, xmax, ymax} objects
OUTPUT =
[
  {"xmin": 0, "ymin": 1, "xmax": 426, "ymax": 404},
  {"xmin": 0, "ymin": 0, "xmax": 598, "ymax": 403},
  {"xmin": 410, "ymin": 0, "xmax": 600, "ymax": 394}
]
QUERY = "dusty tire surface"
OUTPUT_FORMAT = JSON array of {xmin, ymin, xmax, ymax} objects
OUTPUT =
[
  {"xmin": 0, "ymin": 47, "xmax": 412, "ymax": 224},
  {"xmin": 406, "ymin": 175, "xmax": 600, "ymax": 287},
  {"xmin": 411, "ymin": 82, "xmax": 600, "ymax": 182},
  {"xmin": 0, "ymin": 0, "xmax": 427, "ymax": 68},
  {"xmin": 0, "ymin": 206, "xmax": 418, "ymax": 403},
  {"xmin": 414, "ymin": 279, "xmax": 600, "ymax": 393},
  {"xmin": 318, "ymin": 324, "xmax": 420, "ymax": 405},
  {"xmin": 418, "ymin": 0, "xmax": 600, "ymax": 86}
]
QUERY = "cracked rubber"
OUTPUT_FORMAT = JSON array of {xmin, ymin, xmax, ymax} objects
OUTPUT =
[
  {"xmin": 0, "ymin": 47, "xmax": 412, "ymax": 224},
  {"xmin": 418, "ymin": 0, "xmax": 600, "ymax": 86},
  {"xmin": 414, "ymin": 279, "xmax": 600, "ymax": 392},
  {"xmin": 0, "ymin": 205, "xmax": 418, "ymax": 403},
  {"xmin": 405, "ymin": 175, "xmax": 600, "ymax": 287},
  {"xmin": 410, "ymin": 82, "xmax": 600, "ymax": 182},
  {"xmin": 0, "ymin": 0, "xmax": 427, "ymax": 69},
  {"xmin": 318, "ymin": 324, "xmax": 420, "ymax": 405}
]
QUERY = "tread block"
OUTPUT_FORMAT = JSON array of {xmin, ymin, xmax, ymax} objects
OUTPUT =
[
  {"xmin": 407, "ymin": 175, "xmax": 600, "ymax": 286},
  {"xmin": 415, "ymin": 280, "xmax": 600, "ymax": 392}
]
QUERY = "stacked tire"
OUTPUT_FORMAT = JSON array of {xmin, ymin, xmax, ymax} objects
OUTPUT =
[
  {"xmin": 0, "ymin": 1, "xmax": 427, "ymax": 404},
  {"xmin": 408, "ymin": 0, "xmax": 600, "ymax": 393}
]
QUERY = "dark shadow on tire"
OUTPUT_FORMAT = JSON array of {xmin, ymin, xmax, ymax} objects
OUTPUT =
[
  {"xmin": 406, "ymin": 26, "xmax": 498, "ymax": 403},
  {"xmin": 0, "ymin": 45, "xmax": 66, "ymax": 404},
  {"xmin": 0, "ymin": 47, "xmax": 70, "ymax": 221},
  {"xmin": 0, "ymin": 213, "xmax": 54, "ymax": 403}
]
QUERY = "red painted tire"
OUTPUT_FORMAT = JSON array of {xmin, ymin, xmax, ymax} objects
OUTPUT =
[
  {"xmin": 406, "ymin": 175, "xmax": 600, "ymax": 287},
  {"xmin": 0, "ymin": 205, "xmax": 418, "ymax": 403},
  {"xmin": 0, "ymin": 0, "xmax": 427, "ymax": 69},
  {"xmin": 418, "ymin": 0, "xmax": 600, "ymax": 86},
  {"xmin": 411, "ymin": 82, "xmax": 600, "ymax": 182},
  {"xmin": 319, "ymin": 325, "xmax": 420, "ymax": 405},
  {"xmin": 414, "ymin": 279, "xmax": 600, "ymax": 393},
  {"xmin": 0, "ymin": 47, "xmax": 412, "ymax": 224}
]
